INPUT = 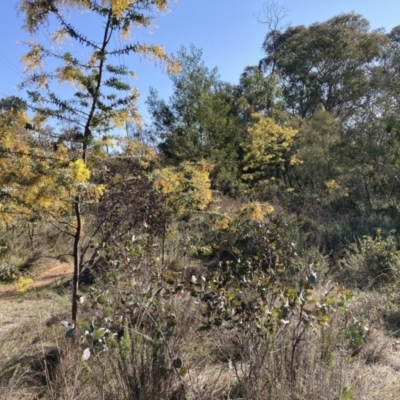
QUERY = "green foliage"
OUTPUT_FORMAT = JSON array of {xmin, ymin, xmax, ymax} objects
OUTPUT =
[
  {"xmin": 344, "ymin": 315, "xmax": 369, "ymax": 349},
  {"xmin": 167, "ymin": 218, "xmax": 337, "ymax": 335},
  {"xmin": 295, "ymin": 111, "xmax": 343, "ymax": 199},
  {"xmin": 340, "ymin": 229, "xmax": 400, "ymax": 288},
  {"xmin": 341, "ymin": 387, "xmax": 354, "ymax": 400},
  {"xmin": 261, "ymin": 13, "xmax": 389, "ymax": 117},
  {"xmin": 0, "ymin": 261, "xmax": 22, "ymax": 283},
  {"xmin": 197, "ymin": 200, "xmax": 275, "ymax": 262},
  {"xmin": 237, "ymin": 66, "xmax": 283, "ymax": 117},
  {"xmin": 148, "ymin": 46, "xmax": 242, "ymax": 195},
  {"xmin": 0, "ymin": 249, "xmax": 39, "ymax": 283}
]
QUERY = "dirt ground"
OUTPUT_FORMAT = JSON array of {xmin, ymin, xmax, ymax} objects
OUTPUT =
[
  {"xmin": 0, "ymin": 260, "xmax": 73, "ymax": 302},
  {"xmin": 0, "ymin": 260, "xmax": 73, "ymax": 340}
]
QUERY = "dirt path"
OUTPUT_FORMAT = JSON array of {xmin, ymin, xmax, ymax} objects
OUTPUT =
[{"xmin": 0, "ymin": 260, "xmax": 73, "ymax": 302}]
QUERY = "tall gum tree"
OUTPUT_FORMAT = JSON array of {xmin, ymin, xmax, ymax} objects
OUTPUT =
[
  {"xmin": 17, "ymin": 0, "xmax": 180, "ymax": 326},
  {"xmin": 260, "ymin": 13, "xmax": 389, "ymax": 118}
]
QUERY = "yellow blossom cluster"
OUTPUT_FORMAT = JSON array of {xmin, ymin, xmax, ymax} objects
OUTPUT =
[
  {"xmin": 242, "ymin": 113, "xmax": 301, "ymax": 183},
  {"xmin": 106, "ymin": 0, "xmax": 169, "ymax": 18},
  {"xmin": 123, "ymin": 138, "xmax": 156, "ymax": 169},
  {"xmin": 69, "ymin": 159, "xmax": 91, "ymax": 183},
  {"xmin": 211, "ymin": 201, "xmax": 275, "ymax": 232},
  {"xmin": 15, "ymin": 277, "xmax": 34, "ymax": 293},
  {"xmin": 153, "ymin": 160, "xmax": 213, "ymax": 213}
]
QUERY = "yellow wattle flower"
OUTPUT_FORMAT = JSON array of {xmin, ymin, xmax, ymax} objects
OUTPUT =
[{"xmin": 69, "ymin": 159, "xmax": 91, "ymax": 183}]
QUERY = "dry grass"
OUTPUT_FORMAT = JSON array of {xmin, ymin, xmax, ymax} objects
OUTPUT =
[
  {"xmin": 0, "ymin": 292, "xmax": 69, "ymax": 399},
  {"xmin": 1, "ymin": 263, "xmax": 400, "ymax": 399}
]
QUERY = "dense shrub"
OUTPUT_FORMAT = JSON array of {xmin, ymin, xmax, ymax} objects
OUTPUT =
[
  {"xmin": 0, "ymin": 260, "xmax": 21, "ymax": 283},
  {"xmin": 340, "ymin": 229, "xmax": 400, "ymax": 288}
]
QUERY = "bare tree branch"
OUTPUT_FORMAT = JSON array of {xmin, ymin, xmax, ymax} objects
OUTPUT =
[{"xmin": 256, "ymin": 1, "xmax": 290, "ymax": 31}]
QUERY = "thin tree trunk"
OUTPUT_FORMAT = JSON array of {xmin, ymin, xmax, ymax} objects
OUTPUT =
[
  {"xmin": 72, "ymin": 194, "xmax": 82, "ymax": 326},
  {"xmin": 72, "ymin": 10, "xmax": 112, "ymax": 326}
]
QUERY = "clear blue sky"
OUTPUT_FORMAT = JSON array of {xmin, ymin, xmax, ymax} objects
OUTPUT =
[{"xmin": 1, "ymin": 0, "xmax": 400, "ymax": 120}]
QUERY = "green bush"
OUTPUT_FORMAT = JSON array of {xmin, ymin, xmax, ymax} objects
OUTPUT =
[
  {"xmin": 0, "ymin": 261, "xmax": 22, "ymax": 283},
  {"xmin": 340, "ymin": 229, "xmax": 400, "ymax": 288}
]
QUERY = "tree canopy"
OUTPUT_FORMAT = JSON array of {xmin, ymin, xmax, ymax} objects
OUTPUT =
[{"xmin": 260, "ymin": 13, "xmax": 389, "ymax": 118}]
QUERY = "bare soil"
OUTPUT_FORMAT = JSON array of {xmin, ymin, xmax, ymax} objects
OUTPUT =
[{"xmin": 0, "ymin": 260, "xmax": 73, "ymax": 302}]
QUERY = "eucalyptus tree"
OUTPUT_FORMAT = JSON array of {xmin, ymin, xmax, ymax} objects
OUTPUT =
[
  {"xmin": 260, "ymin": 13, "xmax": 389, "ymax": 118},
  {"xmin": 236, "ymin": 66, "xmax": 283, "ymax": 118}
]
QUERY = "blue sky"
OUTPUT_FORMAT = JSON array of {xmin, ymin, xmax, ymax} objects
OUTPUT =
[{"xmin": 1, "ymin": 0, "xmax": 400, "ymax": 120}]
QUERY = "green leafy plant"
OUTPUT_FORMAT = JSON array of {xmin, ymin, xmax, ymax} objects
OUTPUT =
[
  {"xmin": 341, "ymin": 387, "xmax": 354, "ymax": 400},
  {"xmin": 340, "ymin": 229, "xmax": 400, "ymax": 288},
  {"xmin": 160, "ymin": 216, "xmax": 349, "ymax": 386},
  {"xmin": 0, "ymin": 261, "xmax": 22, "ymax": 283}
]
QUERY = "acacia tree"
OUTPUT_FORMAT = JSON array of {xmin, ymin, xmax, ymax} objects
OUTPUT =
[
  {"xmin": 242, "ymin": 113, "xmax": 301, "ymax": 195},
  {"xmin": 17, "ymin": 0, "xmax": 179, "ymax": 326},
  {"xmin": 0, "ymin": 97, "xmax": 73, "ymax": 228}
]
